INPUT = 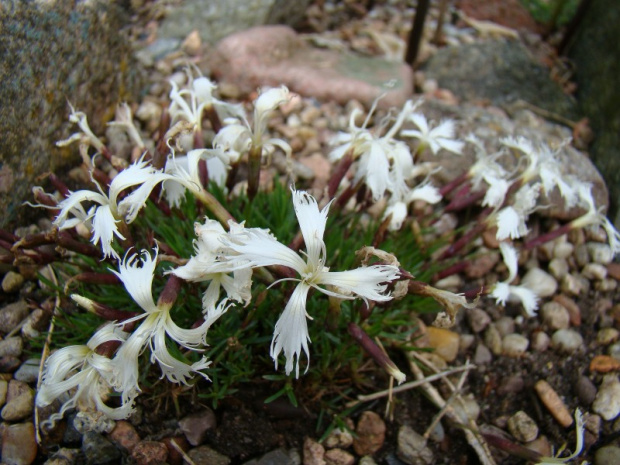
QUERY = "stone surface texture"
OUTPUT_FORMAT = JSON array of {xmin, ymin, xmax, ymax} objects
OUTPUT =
[
  {"xmin": 210, "ymin": 26, "xmax": 413, "ymax": 109},
  {"xmin": 0, "ymin": 0, "xmax": 143, "ymax": 227},
  {"xmin": 159, "ymin": 0, "xmax": 312, "ymax": 44},
  {"xmin": 566, "ymin": 0, "xmax": 620, "ymax": 226}
]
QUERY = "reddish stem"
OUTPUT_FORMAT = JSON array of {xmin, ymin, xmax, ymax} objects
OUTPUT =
[
  {"xmin": 328, "ymin": 151, "xmax": 353, "ymax": 199},
  {"xmin": 439, "ymin": 172, "xmax": 468, "ymax": 197},
  {"xmin": 523, "ymin": 223, "xmax": 572, "ymax": 250}
]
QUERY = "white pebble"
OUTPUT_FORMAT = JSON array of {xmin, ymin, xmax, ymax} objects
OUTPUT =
[
  {"xmin": 582, "ymin": 263, "xmax": 608, "ymax": 281},
  {"xmin": 522, "ymin": 268, "xmax": 557, "ymax": 298},
  {"xmin": 502, "ymin": 334, "xmax": 529, "ymax": 357},
  {"xmin": 551, "ymin": 329, "xmax": 584, "ymax": 353},
  {"xmin": 592, "ymin": 375, "xmax": 620, "ymax": 421}
]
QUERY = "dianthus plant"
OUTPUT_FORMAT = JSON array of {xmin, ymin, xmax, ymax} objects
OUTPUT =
[{"xmin": 12, "ymin": 73, "xmax": 616, "ymax": 438}]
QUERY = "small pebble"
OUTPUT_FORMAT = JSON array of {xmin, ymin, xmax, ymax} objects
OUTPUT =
[
  {"xmin": 425, "ymin": 327, "xmax": 460, "ymax": 362},
  {"xmin": 522, "ymin": 268, "xmax": 557, "ymax": 298},
  {"xmin": 324, "ymin": 448, "xmax": 355, "ymax": 465},
  {"xmin": 81, "ymin": 431, "xmax": 121, "ymax": 464},
  {"xmin": 574, "ymin": 244, "xmax": 590, "ymax": 267},
  {"xmin": 2, "ymin": 271, "xmax": 24, "ymax": 293},
  {"xmin": 553, "ymin": 241, "xmax": 574, "ymax": 259},
  {"xmin": 324, "ymin": 419, "xmax": 354, "ymax": 449},
  {"xmin": 497, "ymin": 375, "xmax": 524, "ymax": 395},
  {"xmin": 396, "ymin": 425, "xmax": 434, "ymax": 465},
  {"xmin": 541, "ymin": 302, "xmax": 570, "ymax": 330},
  {"xmin": 502, "ymin": 334, "xmax": 529, "ymax": 357},
  {"xmin": 108, "ymin": 420, "xmax": 141, "ymax": 453},
  {"xmin": 132, "ymin": 440, "xmax": 169, "ymax": 465},
  {"xmin": 353, "ymin": 411, "xmax": 386, "ymax": 456},
  {"xmin": 587, "ymin": 243, "xmax": 613, "ymax": 264},
  {"xmin": 1, "ymin": 384, "xmax": 34, "ymax": 421},
  {"xmin": 74, "ymin": 410, "xmax": 115, "ymax": 434},
  {"xmin": 459, "ymin": 334, "xmax": 475, "ymax": 352},
  {"xmin": 551, "ymin": 329, "xmax": 584, "ymax": 354},
  {"xmin": 474, "ymin": 344, "xmax": 492, "ymax": 365},
  {"xmin": 548, "ymin": 258, "xmax": 569, "ymax": 280},
  {"xmin": 595, "ymin": 278, "xmax": 617, "ymax": 291},
  {"xmin": 14, "ymin": 358, "xmax": 41, "ymax": 383},
  {"xmin": 507, "ymin": 411, "xmax": 538, "ymax": 442},
  {"xmin": 494, "ymin": 316, "xmax": 515, "ymax": 337},
  {"xmin": 592, "ymin": 375, "xmax": 620, "ymax": 421},
  {"xmin": 1, "ymin": 422, "xmax": 37, "ymax": 465},
  {"xmin": 178, "ymin": 408, "xmax": 217, "ymax": 446},
  {"xmin": 553, "ymin": 295, "xmax": 581, "ymax": 326},
  {"xmin": 598, "ymin": 328, "xmax": 620, "ymax": 346},
  {"xmin": 531, "ymin": 331, "xmax": 550, "ymax": 352},
  {"xmin": 467, "ymin": 308, "xmax": 491, "ymax": 333},
  {"xmin": 0, "ymin": 379, "xmax": 7, "ymax": 406},
  {"xmin": 0, "ymin": 300, "xmax": 30, "ymax": 333},
  {"xmin": 304, "ymin": 437, "xmax": 326, "ymax": 465},
  {"xmin": 484, "ymin": 324, "xmax": 503, "ymax": 356},
  {"xmin": 594, "ymin": 445, "xmax": 620, "ymax": 465},
  {"xmin": 561, "ymin": 273, "xmax": 584, "ymax": 296},
  {"xmin": 582, "ymin": 263, "xmax": 608, "ymax": 281},
  {"xmin": 534, "ymin": 380, "xmax": 573, "ymax": 427},
  {"xmin": 575, "ymin": 376, "xmax": 597, "ymax": 406},
  {"xmin": 525, "ymin": 435, "xmax": 552, "ymax": 458},
  {"xmin": 0, "ymin": 336, "xmax": 23, "ymax": 357}
]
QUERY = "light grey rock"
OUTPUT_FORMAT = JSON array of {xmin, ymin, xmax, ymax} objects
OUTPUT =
[
  {"xmin": 474, "ymin": 344, "xmax": 492, "ymax": 365},
  {"xmin": 397, "ymin": 425, "xmax": 434, "ymax": 465},
  {"xmin": 551, "ymin": 329, "xmax": 584, "ymax": 354},
  {"xmin": 531, "ymin": 331, "xmax": 550, "ymax": 352},
  {"xmin": 0, "ymin": 300, "xmax": 29, "ymax": 333},
  {"xmin": 502, "ymin": 334, "xmax": 529, "ymax": 357},
  {"xmin": 553, "ymin": 241, "xmax": 574, "ymax": 260},
  {"xmin": 179, "ymin": 408, "xmax": 217, "ymax": 446},
  {"xmin": 0, "ymin": 2, "xmax": 142, "ymax": 227},
  {"xmin": 2, "ymin": 271, "xmax": 24, "ymax": 293},
  {"xmin": 0, "ymin": 336, "xmax": 23, "ymax": 357},
  {"xmin": 494, "ymin": 316, "xmax": 515, "ymax": 337},
  {"xmin": 548, "ymin": 258, "xmax": 569, "ymax": 280},
  {"xmin": 522, "ymin": 268, "xmax": 557, "ymax": 298},
  {"xmin": 159, "ymin": 0, "xmax": 311, "ymax": 44},
  {"xmin": 561, "ymin": 273, "xmax": 584, "ymax": 296},
  {"xmin": 541, "ymin": 302, "xmax": 570, "ymax": 330},
  {"xmin": 593, "ymin": 375, "xmax": 620, "ymax": 421},
  {"xmin": 73, "ymin": 411, "xmax": 116, "ymax": 434},
  {"xmin": 575, "ymin": 376, "xmax": 597, "ymax": 406},
  {"xmin": 582, "ymin": 263, "xmax": 608, "ymax": 281},
  {"xmin": 595, "ymin": 445, "xmax": 620, "ymax": 465},
  {"xmin": 467, "ymin": 308, "xmax": 491, "ymax": 333},
  {"xmin": 14, "ymin": 358, "xmax": 41, "ymax": 383},
  {"xmin": 574, "ymin": 244, "xmax": 590, "ymax": 267},
  {"xmin": 243, "ymin": 448, "xmax": 296, "ymax": 465},
  {"xmin": 507, "ymin": 411, "xmax": 538, "ymax": 443},
  {"xmin": 484, "ymin": 324, "xmax": 503, "ymax": 356},
  {"xmin": 587, "ymin": 243, "xmax": 613, "ymax": 265}
]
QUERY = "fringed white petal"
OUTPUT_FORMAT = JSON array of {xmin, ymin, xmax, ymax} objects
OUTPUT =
[
  {"xmin": 92, "ymin": 204, "xmax": 123, "ymax": 258},
  {"xmin": 113, "ymin": 249, "xmax": 159, "ymax": 313},
  {"xmin": 318, "ymin": 265, "xmax": 399, "ymax": 302},
  {"xmin": 292, "ymin": 189, "xmax": 331, "ymax": 269},
  {"xmin": 270, "ymin": 283, "xmax": 311, "ymax": 378},
  {"xmin": 496, "ymin": 207, "xmax": 521, "ymax": 240},
  {"xmin": 498, "ymin": 242, "xmax": 519, "ymax": 283}
]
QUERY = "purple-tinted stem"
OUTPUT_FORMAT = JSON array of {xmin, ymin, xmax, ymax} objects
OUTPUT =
[
  {"xmin": 72, "ymin": 272, "xmax": 121, "ymax": 286},
  {"xmin": 438, "ymin": 221, "xmax": 487, "ymax": 261},
  {"xmin": 439, "ymin": 172, "xmax": 468, "ymax": 197},
  {"xmin": 444, "ymin": 189, "xmax": 485, "ymax": 212},
  {"xmin": 57, "ymin": 231, "xmax": 102, "ymax": 258},
  {"xmin": 158, "ymin": 274, "xmax": 183, "ymax": 308},
  {"xmin": 328, "ymin": 151, "xmax": 353, "ymax": 199},
  {"xmin": 49, "ymin": 173, "xmax": 71, "ymax": 198},
  {"xmin": 432, "ymin": 261, "xmax": 468, "ymax": 282},
  {"xmin": 347, "ymin": 322, "xmax": 392, "ymax": 368},
  {"xmin": 523, "ymin": 223, "xmax": 572, "ymax": 250}
]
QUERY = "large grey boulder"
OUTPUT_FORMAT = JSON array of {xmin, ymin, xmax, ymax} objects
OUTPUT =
[
  {"xmin": 158, "ymin": 0, "xmax": 312, "ymax": 45},
  {"xmin": 422, "ymin": 39, "xmax": 579, "ymax": 120},
  {"xmin": 0, "ymin": 1, "xmax": 143, "ymax": 228},
  {"xmin": 566, "ymin": 0, "xmax": 620, "ymax": 226}
]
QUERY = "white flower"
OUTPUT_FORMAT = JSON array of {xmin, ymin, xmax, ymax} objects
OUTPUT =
[
  {"xmin": 222, "ymin": 189, "xmax": 400, "ymax": 377},
  {"xmin": 490, "ymin": 242, "xmax": 539, "ymax": 316},
  {"xmin": 329, "ymin": 100, "xmax": 420, "ymax": 201},
  {"xmin": 169, "ymin": 73, "xmax": 243, "ymax": 131},
  {"xmin": 401, "ymin": 113, "xmax": 464, "ymax": 155},
  {"xmin": 53, "ymin": 157, "xmax": 171, "ymax": 258},
  {"xmin": 466, "ymin": 134, "xmax": 508, "ymax": 191},
  {"xmin": 107, "ymin": 103, "xmax": 145, "ymax": 150},
  {"xmin": 111, "ymin": 248, "xmax": 213, "ymax": 405},
  {"xmin": 482, "ymin": 173, "xmax": 510, "ymax": 209},
  {"xmin": 56, "ymin": 102, "xmax": 105, "ymax": 151},
  {"xmin": 571, "ymin": 183, "xmax": 620, "ymax": 255},
  {"xmin": 162, "ymin": 148, "xmax": 231, "ymax": 207},
  {"xmin": 36, "ymin": 323, "xmax": 133, "ymax": 424},
  {"xmin": 495, "ymin": 183, "xmax": 541, "ymax": 241},
  {"xmin": 172, "ymin": 219, "xmax": 253, "ymax": 318}
]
